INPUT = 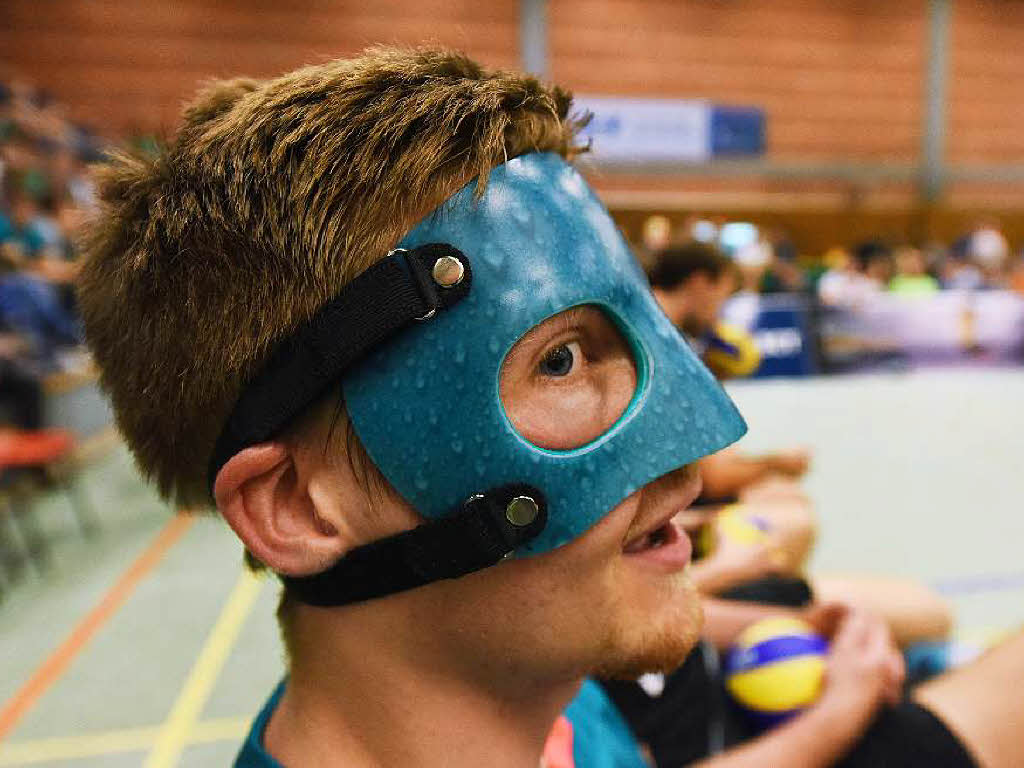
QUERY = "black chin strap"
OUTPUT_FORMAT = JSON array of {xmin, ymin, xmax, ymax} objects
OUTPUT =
[{"xmin": 283, "ymin": 484, "xmax": 548, "ymax": 606}]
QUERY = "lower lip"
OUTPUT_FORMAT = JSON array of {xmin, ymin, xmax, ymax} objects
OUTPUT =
[{"xmin": 623, "ymin": 520, "xmax": 692, "ymax": 572}]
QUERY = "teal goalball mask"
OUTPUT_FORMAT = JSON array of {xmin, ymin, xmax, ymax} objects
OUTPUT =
[{"xmin": 211, "ymin": 152, "xmax": 746, "ymax": 605}]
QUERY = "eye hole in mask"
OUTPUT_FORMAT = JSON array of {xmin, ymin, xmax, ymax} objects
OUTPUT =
[{"xmin": 499, "ymin": 304, "xmax": 647, "ymax": 453}]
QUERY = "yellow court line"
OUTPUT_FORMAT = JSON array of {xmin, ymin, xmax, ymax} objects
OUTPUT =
[
  {"xmin": 0, "ymin": 717, "xmax": 250, "ymax": 766},
  {"xmin": 145, "ymin": 570, "xmax": 265, "ymax": 768},
  {"xmin": 0, "ymin": 515, "xmax": 195, "ymax": 744}
]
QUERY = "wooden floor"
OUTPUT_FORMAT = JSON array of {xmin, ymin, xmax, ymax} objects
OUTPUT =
[{"xmin": 0, "ymin": 368, "xmax": 1021, "ymax": 767}]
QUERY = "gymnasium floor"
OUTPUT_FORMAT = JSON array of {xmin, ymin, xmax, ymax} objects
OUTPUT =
[{"xmin": 1, "ymin": 368, "xmax": 1022, "ymax": 767}]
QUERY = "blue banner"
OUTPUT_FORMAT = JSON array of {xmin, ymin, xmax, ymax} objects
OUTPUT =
[
  {"xmin": 723, "ymin": 294, "xmax": 817, "ymax": 378},
  {"xmin": 575, "ymin": 96, "xmax": 765, "ymax": 164}
]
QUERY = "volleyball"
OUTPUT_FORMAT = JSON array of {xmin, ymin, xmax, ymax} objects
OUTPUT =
[{"xmin": 724, "ymin": 617, "xmax": 828, "ymax": 729}]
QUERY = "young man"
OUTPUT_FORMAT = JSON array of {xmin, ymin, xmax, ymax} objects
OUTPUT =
[
  {"xmin": 78, "ymin": 49, "xmax": 748, "ymax": 766},
  {"xmin": 79, "ymin": 49, "xmax": 1019, "ymax": 768}
]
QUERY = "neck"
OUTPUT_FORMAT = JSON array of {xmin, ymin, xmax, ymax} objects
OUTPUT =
[{"xmin": 264, "ymin": 601, "xmax": 581, "ymax": 768}]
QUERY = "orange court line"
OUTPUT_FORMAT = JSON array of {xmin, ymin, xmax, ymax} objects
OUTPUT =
[{"xmin": 0, "ymin": 513, "xmax": 195, "ymax": 743}]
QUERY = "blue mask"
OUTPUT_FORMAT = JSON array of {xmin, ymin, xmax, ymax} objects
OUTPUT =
[{"xmin": 343, "ymin": 153, "xmax": 746, "ymax": 557}]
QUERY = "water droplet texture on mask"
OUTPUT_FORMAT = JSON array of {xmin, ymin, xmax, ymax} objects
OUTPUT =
[{"xmin": 343, "ymin": 153, "xmax": 746, "ymax": 557}]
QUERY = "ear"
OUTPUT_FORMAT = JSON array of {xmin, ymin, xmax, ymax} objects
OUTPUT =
[{"xmin": 213, "ymin": 442, "xmax": 347, "ymax": 576}]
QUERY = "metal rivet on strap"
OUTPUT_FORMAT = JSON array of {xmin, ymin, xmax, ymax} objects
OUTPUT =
[
  {"xmin": 432, "ymin": 255, "xmax": 465, "ymax": 288},
  {"xmin": 505, "ymin": 496, "xmax": 539, "ymax": 527}
]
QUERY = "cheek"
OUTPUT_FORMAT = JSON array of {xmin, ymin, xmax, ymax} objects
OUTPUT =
[
  {"xmin": 505, "ymin": 357, "xmax": 639, "ymax": 452},
  {"xmin": 602, "ymin": 358, "xmax": 637, "ymax": 420},
  {"xmin": 511, "ymin": 386, "xmax": 605, "ymax": 450}
]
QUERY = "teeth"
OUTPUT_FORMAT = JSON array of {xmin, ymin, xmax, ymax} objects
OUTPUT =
[
  {"xmin": 623, "ymin": 533, "xmax": 650, "ymax": 554},
  {"xmin": 624, "ymin": 521, "xmax": 676, "ymax": 554},
  {"xmin": 625, "ymin": 528, "xmax": 665, "ymax": 554}
]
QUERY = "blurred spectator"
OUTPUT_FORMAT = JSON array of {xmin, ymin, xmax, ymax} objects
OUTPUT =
[
  {"xmin": 0, "ymin": 331, "xmax": 44, "ymax": 430},
  {"xmin": 818, "ymin": 242, "xmax": 886, "ymax": 308},
  {"xmin": 889, "ymin": 246, "xmax": 939, "ymax": 296},
  {"xmin": 647, "ymin": 240, "xmax": 736, "ymax": 338},
  {"xmin": 0, "ymin": 247, "xmax": 79, "ymax": 368},
  {"xmin": 968, "ymin": 218, "xmax": 1010, "ymax": 286},
  {"xmin": 856, "ymin": 240, "xmax": 895, "ymax": 286},
  {"xmin": 941, "ymin": 236, "xmax": 984, "ymax": 290},
  {"xmin": 49, "ymin": 143, "xmax": 97, "ymax": 211},
  {"xmin": 0, "ymin": 182, "xmax": 49, "ymax": 259},
  {"xmin": 759, "ymin": 230, "xmax": 807, "ymax": 294}
]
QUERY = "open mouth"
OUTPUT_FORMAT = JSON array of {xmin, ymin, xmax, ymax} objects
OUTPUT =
[
  {"xmin": 620, "ymin": 465, "xmax": 702, "ymax": 570},
  {"xmin": 623, "ymin": 519, "xmax": 680, "ymax": 554},
  {"xmin": 622, "ymin": 515, "xmax": 692, "ymax": 571}
]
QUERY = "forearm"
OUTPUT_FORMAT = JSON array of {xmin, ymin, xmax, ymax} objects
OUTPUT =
[
  {"xmin": 699, "ymin": 455, "xmax": 779, "ymax": 499},
  {"xmin": 700, "ymin": 598, "xmax": 800, "ymax": 650},
  {"xmin": 689, "ymin": 560, "xmax": 748, "ymax": 596},
  {"xmin": 689, "ymin": 551, "xmax": 778, "ymax": 596},
  {"xmin": 693, "ymin": 696, "xmax": 879, "ymax": 768}
]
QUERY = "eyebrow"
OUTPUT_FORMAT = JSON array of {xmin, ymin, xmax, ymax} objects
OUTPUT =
[
  {"xmin": 503, "ymin": 306, "xmax": 590, "ymax": 367},
  {"xmin": 518, "ymin": 306, "xmax": 589, "ymax": 347}
]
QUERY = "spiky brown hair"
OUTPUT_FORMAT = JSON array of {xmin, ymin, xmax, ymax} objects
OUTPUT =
[{"xmin": 78, "ymin": 47, "xmax": 587, "ymax": 508}]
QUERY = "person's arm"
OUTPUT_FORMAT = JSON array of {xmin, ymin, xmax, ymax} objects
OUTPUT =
[
  {"xmin": 701, "ymin": 600, "xmax": 848, "ymax": 651},
  {"xmin": 687, "ymin": 524, "xmax": 789, "ymax": 596},
  {"xmin": 699, "ymin": 449, "xmax": 810, "ymax": 500},
  {"xmin": 693, "ymin": 610, "xmax": 905, "ymax": 768},
  {"xmin": 700, "ymin": 598, "xmax": 801, "ymax": 649},
  {"xmin": 688, "ymin": 548, "xmax": 784, "ymax": 596},
  {"xmin": 30, "ymin": 255, "xmax": 78, "ymax": 284},
  {"xmin": 693, "ymin": 691, "xmax": 878, "ymax": 768}
]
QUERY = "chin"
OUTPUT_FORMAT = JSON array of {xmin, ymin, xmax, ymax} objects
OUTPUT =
[{"xmin": 590, "ymin": 573, "xmax": 703, "ymax": 681}]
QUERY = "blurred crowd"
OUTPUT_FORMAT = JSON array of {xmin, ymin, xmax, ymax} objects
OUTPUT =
[
  {"xmin": 635, "ymin": 214, "xmax": 1024, "ymax": 310},
  {"xmin": 0, "ymin": 78, "xmax": 100, "ymax": 432}
]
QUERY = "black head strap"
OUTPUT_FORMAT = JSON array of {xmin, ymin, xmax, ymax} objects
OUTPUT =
[
  {"xmin": 284, "ymin": 484, "xmax": 548, "ymax": 606},
  {"xmin": 209, "ymin": 243, "xmax": 548, "ymax": 606},
  {"xmin": 208, "ymin": 243, "xmax": 471, "ymax": 489}
]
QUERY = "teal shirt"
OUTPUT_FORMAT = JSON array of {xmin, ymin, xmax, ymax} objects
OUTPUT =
[
  {"xmin": 234, "ymin": 680, "xmax": 285, "ymax": 768},
  {"xmin": 235, "ymin": 678, "xmax": 645, "ymax": 768},
  {"xmin": 565, "ymin": 680, "xmax": 649, "ymax": 768},
  {"xmin": 889, "ymin": 274, "xmax": 940, "ymax": 296}
]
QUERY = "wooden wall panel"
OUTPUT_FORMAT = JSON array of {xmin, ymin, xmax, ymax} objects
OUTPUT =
[
  {"xmin": 549, "ymin": 0, "xmax": 926, "ymax": 162},
  {"xmin": 948, "ymin": 1, "xmax": 1024, "ymax": 165},
  {"xmin": 4, "ymin": 0, "xmax": 1024, "ymax": 227},
  {"xmin": 0, "ymin": 0, "xmax": 519, "ymax": 135}
]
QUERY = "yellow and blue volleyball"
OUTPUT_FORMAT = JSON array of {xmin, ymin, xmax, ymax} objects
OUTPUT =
[
  {"xmin": 703, "ymin": 322, "xmax": 762, "ymax": 379},
  {"xmin": 724, "ymin": 617, "xmax": 827, "ymax": 729},
  {"xmin": 697, "ymin": 504, "xmax": 771, "ymax": 557}
]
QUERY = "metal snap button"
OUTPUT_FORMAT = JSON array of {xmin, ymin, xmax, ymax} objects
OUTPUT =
[
  {"xmin": 505, "ymin": 496, "xmax": 539, "ymax": 527},
  {"xmin": 432, "ymin": 255, "xmax": 465, "ymax": 288}
]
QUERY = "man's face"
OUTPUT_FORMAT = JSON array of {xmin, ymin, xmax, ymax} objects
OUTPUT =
[
  {"xmin": 380, "ymin": 305, "xmax": 704, "ymax": 686},
  {"xmin": 690, "ymin": 272, "xmax": 735, "ymax": 336},
  {"xmin": 659, "ymin": 271, "xmax": 734, "ymax": 337}
]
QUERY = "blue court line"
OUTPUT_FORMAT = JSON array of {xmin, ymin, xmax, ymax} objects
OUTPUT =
[{"xmin": 934, "ymin": 571, "xmax": 1024, "ymax": 596}]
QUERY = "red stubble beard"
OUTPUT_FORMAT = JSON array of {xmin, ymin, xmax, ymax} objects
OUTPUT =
[{"xmin": 588, "ymin": 568, "xmax": 704, "ymax": 681}]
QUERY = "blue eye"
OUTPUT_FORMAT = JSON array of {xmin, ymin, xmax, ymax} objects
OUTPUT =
[{"xmin": 539, "ymin": 343, "xmax": 576, "ymax": 376}]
